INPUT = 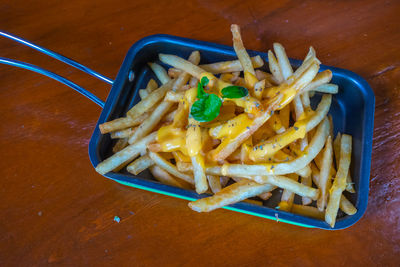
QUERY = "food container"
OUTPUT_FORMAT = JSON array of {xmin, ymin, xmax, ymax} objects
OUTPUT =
[{"xmin": 1, "ymin": 32, "xmax": 374, "ymax": 229}]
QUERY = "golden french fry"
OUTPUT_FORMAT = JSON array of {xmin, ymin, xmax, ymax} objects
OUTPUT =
[
  {"xmin": 148, "ymin": 151, "xmax": 194, "ymax": 185},
  {"xmin": 148, "ymin": 62, "xmax": 171, "ymax": 85},
  {"xmin": 268, "ymin": 50, "xmax": 284, "ymax": 84},
  {"xmin": 207, "ymin": 175, "xmax": 222, "ymax": 193},
  {"xmin": 165, "ymin": 91, "xmax": 184, "ymax": 102},
  {"xmin": 340, "ymin": 195, "xmax": 357, "ymax": 215},
  {"xmin": 96, "ymin": 132, "xmax": 157, "ymax": 175},
  {"xmin": 317, "ymin": 135, "xmax": 333, "ymax": 211},
  {"xmin": 150, "ymin": 165, "xmax": 191, "ymax": 189},
  {"xmin": 146, "ymin": 79, "xmax": 158, "ymax": 93},
  {"xmin": 301, "ymin": 173, "xmax": 313, "ymax": 205},
  {"xmin": 188, "ymin": 179, "xmax": 275, "ymax": 212},
  {"xmin": 278, "ymin": 173, "xmax": 298, "ymax": 211},
  {"xmin": 200, "ymin": 56, "xmax": 264, "ymax": 74},
  {"xmin": 301, "ymin": 70, "xmax": 332, "ymax": 93},
  {"xmin": 159, "ymin": 54, "xmax": 205, "ymax": 79},
  {"xmin": 112, "ymin": 137, "xmax": 129, "ymax": 153},
  {"xmin": 222, "ymin": 117, "xmax": 329, "ymax": 176},
  {"xmin": 258, "ymin": 191, "xmax": 272, "ymax": 200},
  {"xmin": 139, "ymin": 89, "xmax": 149, "ymax": 99},
  {"xmin": 168, "ymin": 68, "xmax": 181, "ymax": 78},
  {"xmin": 191, "ymin": 154, "xmax": 208, "ymax": 194},
  {"xmin": 127, "ymin": 154, "xmax": 154, "ymax": 175},
  {"xmin": 231, "ymin": 24, "xmax": 258, "ymax": 89},
  {"xmin": 128, "ymin": 101, "xmax": 174, "ymax": 144},
  {"xmin": 313, "ymin": 83, "xmax": 339, "ymax": 94},
  {"xmin": 325, "ymin": 134, "xmax": 352, "ymax": 227},
  {"xmin": 273, "ymin": 42, "xmax": 293, "ymax": 80},
  {"xmin": 127, "ymin": 79, "xmax": 174, "ymax": 119},
  {"xmin": 110, "ymin": 128, "xmax": 135, "ymax": 139},
  {"xmin": 99, "ymin": 113, "xmax": 149, "ymax": 134},
  {"xmin": 250, "ymin": 175, "xmax": 319, "ymax": 200},
  {"xmin": 334, "ymin": 133, "xmax": 355, "ymax": 193}
]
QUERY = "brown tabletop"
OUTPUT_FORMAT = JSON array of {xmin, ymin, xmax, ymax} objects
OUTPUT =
[{"xmin": 1, "ymin": 0, "xmax": 399, "ymax": 265}]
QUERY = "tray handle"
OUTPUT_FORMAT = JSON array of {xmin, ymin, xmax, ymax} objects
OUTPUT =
[{"xmin": 0, "ymin": 31, "xmax": 114, "ymax": 108}]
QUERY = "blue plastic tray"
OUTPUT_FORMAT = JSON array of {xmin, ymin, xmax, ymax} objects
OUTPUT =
[{"xmin": 88, "ymin": 34, "xmax": 375, "ymax": 230}]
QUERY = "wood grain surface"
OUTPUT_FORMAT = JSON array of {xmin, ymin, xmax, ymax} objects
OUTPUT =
[{"xmin": 0, "ymin": 0, "xmax": 399, "ymax": 266}]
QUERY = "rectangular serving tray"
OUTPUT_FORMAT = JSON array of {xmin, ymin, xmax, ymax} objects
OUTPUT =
[{"xmin": 88, "ymin": 34, "xmax": 374, "ymax": 230}]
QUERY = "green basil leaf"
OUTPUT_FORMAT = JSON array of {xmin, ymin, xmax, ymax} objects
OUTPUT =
[
  {"xmin": 197, "ymin": 76, "xmax": 210, "ymax": 99},
  {"xmin": 190, "ymin": 94, "xmax": 222, "ymax": 122},
  {"xmin": 200, "ymin": 76, "xmax": 209, "ymax": 87},
  {"xmin": 197, "ymin": 81, "xmax": 206, "ymax": 99},
  {"xmin": 221, "ymin": 86, "xmax": 248, "ymax": 99}
]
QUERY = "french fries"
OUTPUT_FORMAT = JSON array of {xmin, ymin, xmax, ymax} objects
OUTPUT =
[{"xmin": 95, "ymin": 24, "xmax": 356, "ymax": 228}]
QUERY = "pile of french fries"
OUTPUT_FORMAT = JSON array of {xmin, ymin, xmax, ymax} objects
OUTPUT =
[{"xmin": 96, "ymin": 24, "xmax": 357, "ymax": 227}]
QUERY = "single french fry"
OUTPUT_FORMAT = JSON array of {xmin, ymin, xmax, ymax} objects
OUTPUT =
[
  {"xmin": 317, "ymin": 136, "xmax": 333, "ymax": 211},
  {"xmin": 291, "ymin": 204, "xmax": 325, "ymax": 220},
  {"xmin": 251, "ymin": 175, "xmax": 319, "ymax": 200},
  {"xmin": 159, "ymin": 54, "xmax": 205, "ymax": 79},
  {"xmin": 148, "ymin": 62, "xmax": 171, "ymax": 85},
  {"xmin": 188, "ymin": 179, "xmax": 275, "ymax": 212},
  {"xmin": 231, "ymin": 24, "xmax": 258, "ymax": 89},
  {"xmin": 127, "ymin": 154, "xmax": 154, "ymax": 175},
  {"xmin": 340, "ymin": 194, "xmax": 357, "ymax": 215},
  {"xmin": 149, "ymin": 165, "xmax": 191, "ymax": 189},
  {"xmin": 313, "ymin": 83, "xmax": 339, "ymax": 94},
  {"xmin": 99, "ymin": 113, "xmax": 149, "ymax": 134},
  {"xmin": 222, "ymin": 117, "xmax": 329, "ymax": 176},
  {"xmin": 301, "ymin": 173, "xmax": 313, "ymax": 205},
  {"xmin": 128, "ymin": 101, "xmax": 174, "ymax": 144},
  {"xmin": 334, "ymin": 133, "xmax": 355, "ymax": 193},
  {"xmin": 96, "ymin": 132, "xmax": 157, "ymax": 175},
  {"xmin": 165, "ymin": 91, "xmax": 184, "ymax": 102},
  {"xmin": 325, "ymin": 134, "xmax": 352, "ymax": 227},
  {"xmin": 139, "ymin": 89, "xmax": 149, "ymax": 99},
  {"xmin": 168, "ymin": 68, "xmax": 181, "ymax": 78},
  {"xmin": 207, "ymin": 175, "xmax": 222, "ymax": 193},
  {"xmin": 127, "ymin": 79, "xmax": 174, "ymax": 119},
  {"xmin": 148, "ymin": 151, "xmax": 194, "ymax": 185},
  {"xmin": 112, "ymin": 137, "xmax": 129, "ymax": 153},
  {"xmin": 268, "ymin": 50, "xmax": 284, "ymax": 84},
  {"xmin": 110, "ymin": 128, "xmax": 135, "ymax": 139},
  {"xmin": 200, "ymin": 56, "xmax": 264, "ymax": 74},
  {"xmin": 278, "ymin": 173, "xmax": 298, "ymax": 211},
  {"xmin": 258, "ymin": 191, "xmax": 272, "ymax": 200},
  {"xmin": 191, "ymin": 154, "xmax": 208, "ymax": 194},
  {"xmin": 273, "ymin": 42, "xmax": 293, "ymax": 80},
  {"xmin": 301, "ymin": 70, "xmax": 332, "ymax": 93},
  {"xmin": 146, "ymin": 79, "xmax": 158, "ymax": 93}
]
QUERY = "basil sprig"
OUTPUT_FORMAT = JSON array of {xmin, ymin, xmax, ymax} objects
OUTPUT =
[
  {"xmin": 190, "ymin": 77, "xmax": 249, "ymax": 122},
  {"xmin": 221, "ymin": 86, "xmax": 248, "ymax": 99}
]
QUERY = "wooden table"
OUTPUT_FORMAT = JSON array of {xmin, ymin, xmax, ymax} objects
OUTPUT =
[{"xmin": 1, "ymin": 0, "xmax": 399, "ymax": 265}]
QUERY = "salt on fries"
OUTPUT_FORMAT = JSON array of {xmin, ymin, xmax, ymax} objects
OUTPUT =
[{"xmin": 95, "ymin": 24, "xmax": 357, "ymax": 228}]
